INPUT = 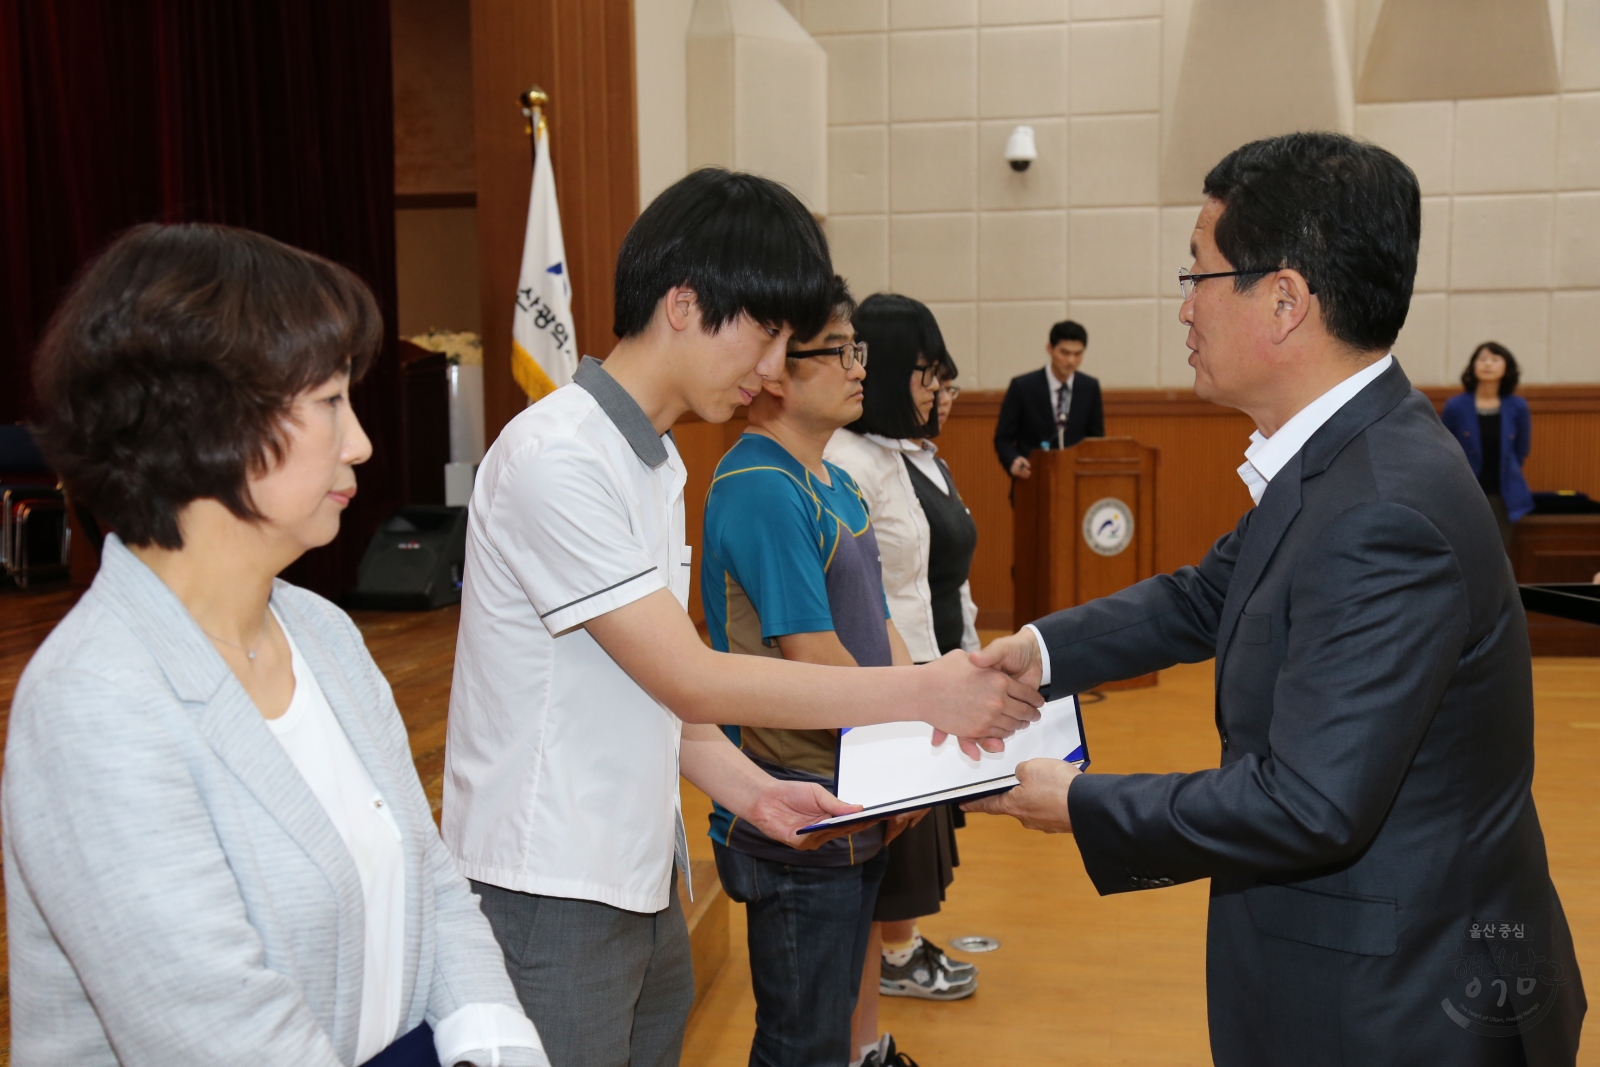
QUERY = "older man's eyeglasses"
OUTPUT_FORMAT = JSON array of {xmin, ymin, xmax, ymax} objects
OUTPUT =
[
  {"xmin": 791, "ymin": 341, "xmax": 868, "ymax": 371},
  {"xmin": 1177, "ymin": 266, "xmax": 1274, "ymax": 301}
]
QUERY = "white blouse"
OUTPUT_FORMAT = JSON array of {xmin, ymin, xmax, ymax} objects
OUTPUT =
[
  {"xmin": 267, "ymin": 615, "xmax": 544, "ymax": 1065},
  {"xmin": 267, "ymin": 615, "xmax": 407, "ymax": 1062},
  {"xmin": 823, "ymin": 429, "xmax": 980, "ymax": 662}
]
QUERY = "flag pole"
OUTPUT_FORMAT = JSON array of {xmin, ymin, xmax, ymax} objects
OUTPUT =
[
  {"xmin": 510, "ymin": 82, "xmax": 576, "ymax": 405},
  {"xmin": 519, "ymin": 85, "xmax": 547, "ymax": 168}
]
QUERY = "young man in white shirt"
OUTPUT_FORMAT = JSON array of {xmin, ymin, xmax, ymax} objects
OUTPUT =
[{"xmin": 444, "ymin": 169, "xmax": 1042, "ymax": 1067}]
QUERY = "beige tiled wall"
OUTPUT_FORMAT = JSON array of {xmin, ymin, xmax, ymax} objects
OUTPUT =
[
  {"xmin": 799, "ymin": 0, "xmax": 1600, "ymax": 388},
  {"xmin": 1369, "ymin": 81, "xmax": 1600, "ymax": 387}
]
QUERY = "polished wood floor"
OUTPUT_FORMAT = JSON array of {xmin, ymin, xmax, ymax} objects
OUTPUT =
[{"xmin": 2, "ymin": 591, "xmax": 1599, "ymax": 1064}]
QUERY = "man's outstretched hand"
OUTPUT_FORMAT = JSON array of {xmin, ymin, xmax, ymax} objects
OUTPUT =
[
  {"xmin": 961, "ymin": 757, "xmax": 1080, "ymax": 833},
  {"xmin": 969, "ymin": 630, "xmax": 1044, "ymax": 690}
]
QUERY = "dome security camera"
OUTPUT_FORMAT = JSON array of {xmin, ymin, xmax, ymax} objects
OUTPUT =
[{"xmin": 1005, "ymin": 125, "xmax": 1038, "ymax": 172}]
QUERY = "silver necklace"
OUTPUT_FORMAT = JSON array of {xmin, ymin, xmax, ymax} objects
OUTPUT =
[{"xmin": 204, "ymin": 615, "xmax": 269, "ymax": 661}]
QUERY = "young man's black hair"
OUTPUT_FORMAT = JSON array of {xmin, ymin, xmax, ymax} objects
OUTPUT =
[
  {"xmin": 613, "ymin": 167, "xmax": 834, "ymax": 342},
  {"xmin": 1048, "ymin": 320, "xmax": 1087, "ymax": 348},
  {"xmin": 847, "ymin": 293, "xmax": 945, "ymax": 440},
  {"xmin": 1202, "ymin": 131, "xmax": 1420, "ymax": 353}
]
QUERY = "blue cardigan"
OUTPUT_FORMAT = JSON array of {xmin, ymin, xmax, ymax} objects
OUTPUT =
[{"xmin": 1439, "ymin": 392, "xmax": 1533, "ymax": 520}]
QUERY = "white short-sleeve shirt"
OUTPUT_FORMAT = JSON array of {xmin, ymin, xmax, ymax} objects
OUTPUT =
[{"xmin": 443, "ymin": 357, "xmax": 692, "ymax": 914}]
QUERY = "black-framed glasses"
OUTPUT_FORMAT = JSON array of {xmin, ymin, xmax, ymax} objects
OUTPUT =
[
  {"xmin": 912, "ymin": 362, "xmax": 939, "ymax": 388},
  {"xmin": 791, "ymin": 340, "xmax": 868, "ymax": 371},
  {"xmin": 1177, "ymin": 266, "xmax": 1273, "ymax": 300}
]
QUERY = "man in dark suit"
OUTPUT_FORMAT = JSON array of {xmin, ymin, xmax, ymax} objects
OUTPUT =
[
  {"xmin": 967, "ymin": 132, "xmax": 1584, "ymax": 1065},
  {"xmin": 993, "ymin": 319, "xmax": 1104, "ymax": 480}
]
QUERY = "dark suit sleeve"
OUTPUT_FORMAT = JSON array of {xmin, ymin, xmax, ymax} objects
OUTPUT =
[
  {"xmin": 1032, "ymin": 513, "xmax": 1245, "ymax": 691},
  {"xmin": 994, "ymin": 382, "xmax": 1025, "ymax": 472},
  {"xmin": 1085, "ymin": 379, "xmax": 1104, "ymax": 438},
  {"xmin": 1067, "ymin": 502, "xmax": 1469, "ymax": 895}
]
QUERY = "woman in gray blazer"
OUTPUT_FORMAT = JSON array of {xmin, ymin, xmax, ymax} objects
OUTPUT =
[{"xmin": 4, "ymin": 224, "xmax": 547, "ymax": 1066}]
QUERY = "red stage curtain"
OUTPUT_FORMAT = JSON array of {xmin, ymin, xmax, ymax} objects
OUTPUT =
[{"xmin": 0, "ymin": 0, "xmax": 402, "ymax": 599}]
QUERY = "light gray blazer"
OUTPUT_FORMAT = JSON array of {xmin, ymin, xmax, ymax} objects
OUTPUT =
[{"xmin": 4, "ymin": 536, "xmax": 531, "ymax": 1065}]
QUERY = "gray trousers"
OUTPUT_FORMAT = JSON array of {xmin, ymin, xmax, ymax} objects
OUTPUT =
[{"xmin": 472, "ymin": 877, "xmax": 695, "ymax": 1067}]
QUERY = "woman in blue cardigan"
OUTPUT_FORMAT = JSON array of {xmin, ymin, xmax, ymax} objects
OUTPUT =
[{"xmin": 1440, "ymin": 342, "xmax": 1532, "ymax": 548}]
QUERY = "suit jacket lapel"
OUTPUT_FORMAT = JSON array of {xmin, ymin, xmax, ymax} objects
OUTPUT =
[
  {"xmin": 92, "ymin": 538, "xmax": 367, "ymax": 1060},
  {"xmin": 1215, "ymin": 453, "xmax": 1303, "ymax": 671},
  {"xmin": 1213, "ymin": 360, "xmax": 1414, "ymax": 672},
  {"xmin": 1065, "ymin": 376, "xmax": 1088, "ymax": 434},
  {"xmin": 1030, "ymin": 370, "xmax": 1053, "ymax": 442},
  {"xmin": 189, "ymin": 680, "xmax": 369, "ymax": 1061}
]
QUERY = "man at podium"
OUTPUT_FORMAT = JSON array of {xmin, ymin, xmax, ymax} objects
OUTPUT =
[
  {"xmin": 967, "ymin": 132, "xmax": 1583, "ymax": 1066},
  {"xmin": 992, "ymin": 319, "xmax": 1104, "ymax": 481}
]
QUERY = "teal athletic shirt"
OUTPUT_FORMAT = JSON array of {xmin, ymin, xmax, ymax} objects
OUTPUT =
[{"xmin": 700, "ymin": 432, "xmax": 892, "ymax": 866}]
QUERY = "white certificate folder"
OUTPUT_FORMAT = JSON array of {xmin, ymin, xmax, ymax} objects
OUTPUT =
[{"xmin": 799, "ymin": 690, "xmax": 1089, "ymax": 833}]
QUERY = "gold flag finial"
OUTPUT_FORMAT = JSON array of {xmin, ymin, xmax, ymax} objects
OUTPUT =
[{"xmin": 519, "ymin": 85, "xmax": 548, "ymax": 138}]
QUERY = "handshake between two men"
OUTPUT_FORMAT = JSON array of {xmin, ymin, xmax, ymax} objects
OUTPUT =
[
  {"xmin": 920, "ymin": 629, "xmax": 1081, "ymax": 836},
  {"xmin": 750, "ymin": 626, "xmax": 1080, "ymax": 855}
]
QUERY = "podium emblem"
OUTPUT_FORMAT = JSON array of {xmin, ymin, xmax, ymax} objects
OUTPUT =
[{"xmin": 1082, "ymin": 498, "xmax": 1134, "ymax": 557}]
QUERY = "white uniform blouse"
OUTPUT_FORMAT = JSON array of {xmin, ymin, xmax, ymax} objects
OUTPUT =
[{"xmin": 823, "ymin": 428, "xmax": 980, "ymax": 662}]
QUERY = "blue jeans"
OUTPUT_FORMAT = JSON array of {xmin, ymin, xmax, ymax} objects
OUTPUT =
[{"xmin": 713, "ymin": 843, "xmax": 890, "ymax": 1067}]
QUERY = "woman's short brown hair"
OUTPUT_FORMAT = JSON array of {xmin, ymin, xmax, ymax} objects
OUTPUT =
[{"xmin": 32, "ymin": 222, "xmax": 383, "ymax": 549}]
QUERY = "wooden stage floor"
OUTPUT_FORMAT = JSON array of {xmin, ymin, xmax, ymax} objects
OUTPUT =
[{"xmin": 3, "ymin": 588, "xmax": 1600, "ymax": 1064}]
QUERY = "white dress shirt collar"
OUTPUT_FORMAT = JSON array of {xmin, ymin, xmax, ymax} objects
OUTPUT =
[
  {"xmin": 863, "ymin": 432, "xmax": 937, "ymax": 455},
  {"xmin": 1031, "ymin": 352, "xmax": 1395, "ymax": 687},
  {"xmin": 1236, "ymin": 354, "xmax": 1393, "ymax": 505},
  {"xmin": 1044, "ymin": 364, "xmax": 1075, "ymax": 396}
]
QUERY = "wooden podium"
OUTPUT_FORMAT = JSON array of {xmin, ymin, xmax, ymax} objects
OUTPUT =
[{"xmin": 1013, "ymin": 437, "xmax": 1159, "ymax": 690}]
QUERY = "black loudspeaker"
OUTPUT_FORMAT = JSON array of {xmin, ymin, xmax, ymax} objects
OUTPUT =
[{"xmin": 344, "ymin": 506, "xmax": 467, "ymax": 610}]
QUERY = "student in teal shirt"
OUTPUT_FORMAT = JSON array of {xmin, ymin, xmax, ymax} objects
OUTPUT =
[
  {"xmin": 700, "ymin": 278, "xmax": 921, "ymax": 1067},
  {"xmin": 702, "ymin": 433, "xmax": 891, "ymax": 863}
]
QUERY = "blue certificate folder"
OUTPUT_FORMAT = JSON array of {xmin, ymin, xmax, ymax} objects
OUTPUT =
[{"xmin": 798, "ymin": 689, "xmax": 1089, "ymax": 833}]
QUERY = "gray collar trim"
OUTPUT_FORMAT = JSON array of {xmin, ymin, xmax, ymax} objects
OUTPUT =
[{"xmin": 574, "ymin": 355, "xmax": 669, "ymax": 468}]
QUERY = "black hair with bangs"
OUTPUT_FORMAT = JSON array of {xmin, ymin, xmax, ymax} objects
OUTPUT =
[
  {"xmin": 847, "ymin": 293, "xmax": 947, "ymax": 440},
  {"xmin": 613, "ymin": 168, "xmax": 834, "ymax": 342}
]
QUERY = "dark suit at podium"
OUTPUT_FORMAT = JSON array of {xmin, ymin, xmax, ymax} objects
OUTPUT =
[
  {"xmin": 993, "ymin": 368, "xmax": 1103, "ymax": 474},
  {"xmin": 1030, "ymin": 362, "xmax": 1583, "ymax": 1065}
]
